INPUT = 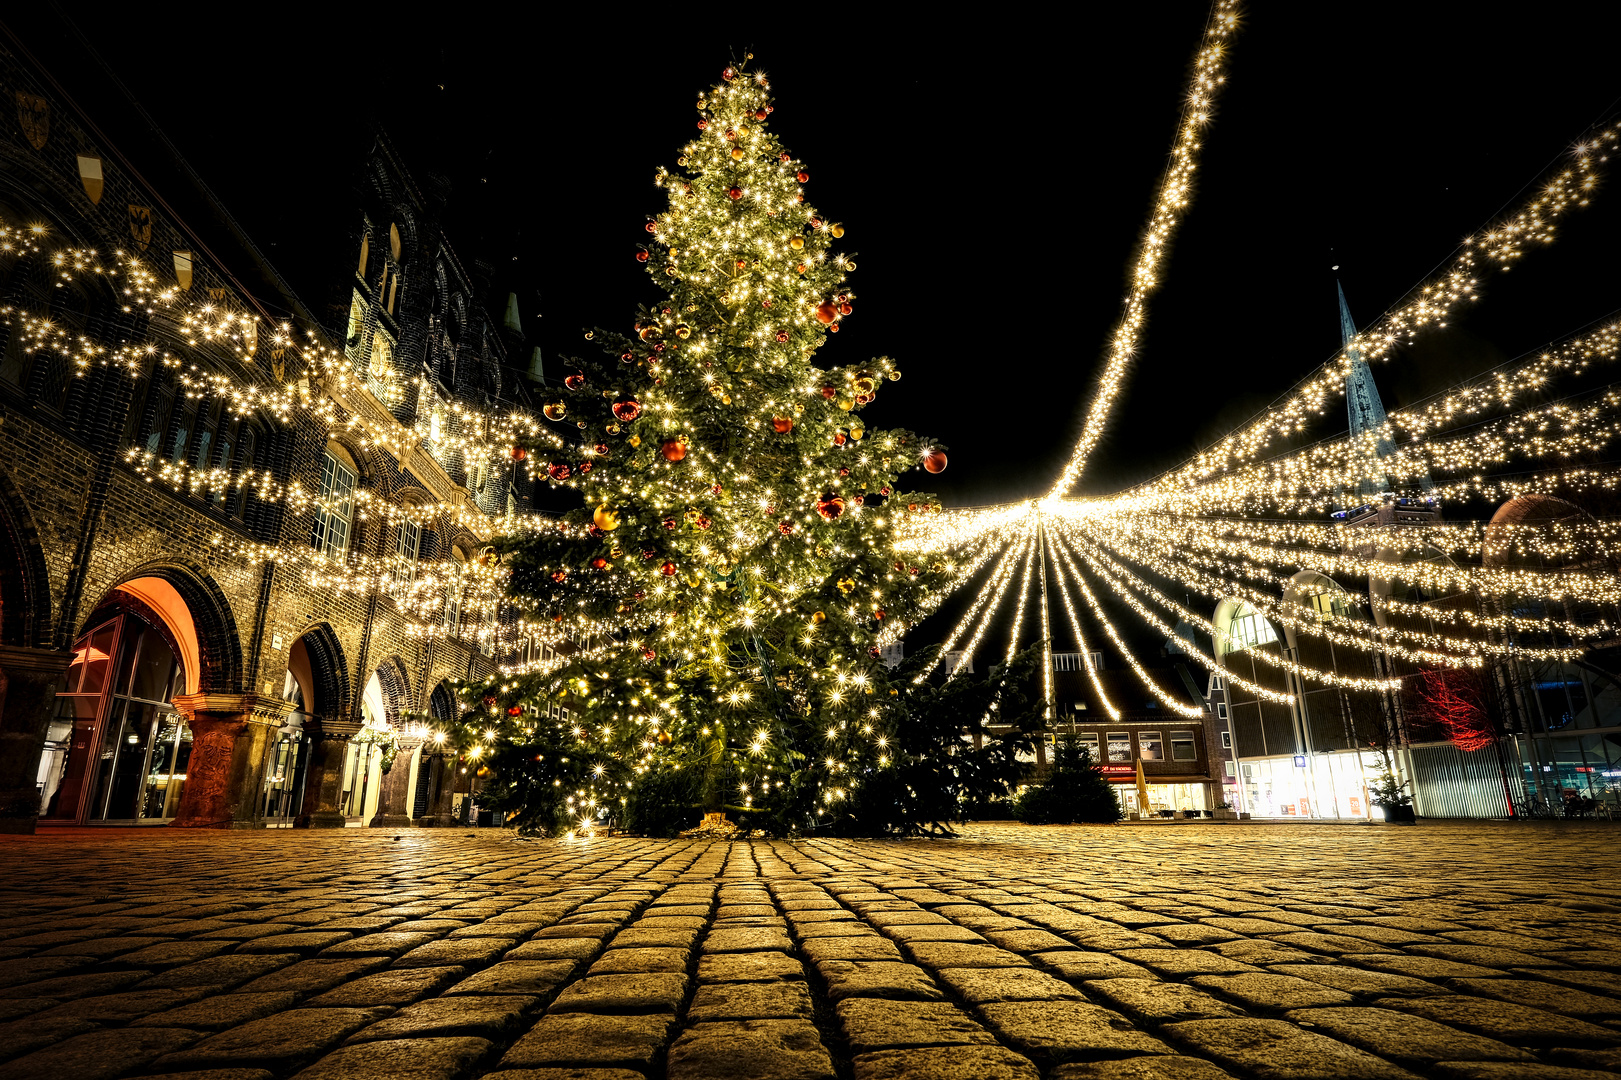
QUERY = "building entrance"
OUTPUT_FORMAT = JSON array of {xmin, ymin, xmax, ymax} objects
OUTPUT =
[{"xmin": 37, "ymin": 611, "xmax": 188, "ymax": 823}]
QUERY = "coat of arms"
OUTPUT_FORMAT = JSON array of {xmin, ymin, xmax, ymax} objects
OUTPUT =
[
  {"xmin": 127, "ymin": 205, "xmax": 152, "ymax": 252},
  {"xmin": 15, "ymin": 92, "xmax": 48, "ymax": 150}
]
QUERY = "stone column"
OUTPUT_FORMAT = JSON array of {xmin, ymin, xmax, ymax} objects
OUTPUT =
[
  {"xmin": 369, "ymin": 735, "xmax": 424, "ymax": 828},
  {"xmin": 0, "ymin": 645, "xmax": 75, "ymax": 834},
  {"xmin": 169, "ymin": 694, "xmax": 287, "ymax": 829},
  {"xmin": 298, "ymin": 718, "xmax": 361, "ymax": 829}
]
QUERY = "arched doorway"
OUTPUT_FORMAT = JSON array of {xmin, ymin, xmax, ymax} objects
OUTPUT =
[{"xmin": 38, "ymin": 589, "xmax": 192, "ymax": 823}]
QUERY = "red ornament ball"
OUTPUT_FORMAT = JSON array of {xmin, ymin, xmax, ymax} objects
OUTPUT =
[
  {"xmin": 780, "ymin": 151, "xmax": 791, "ymax": 162},
  {"xmin": 578, "ymin": 460, "xmax": 593, "ymax": 474},
  {"xmin": 820, "ymin": 384, "xmax": 837, "ymax": 399},
  {"xmin": 722, "ymin": 66, "xmax": 735, "ymax": 80},
  {"xmin": 547, "ymin": 462, "xmax": 571, "ymax": 481},
  {"xmin": 564, "ymin": 373, "xmax": 585, "ymax": 390},
  {"xmin": 507, "ymin": 704, "xmax": 524, "ymax": 716},
  {"xmin": 697, "ymin": 119, "xmax": 708, "ymax": 130},
  {"xmin": 772, "ymin": 415, "xmax": 794, "ymax": 433},
  {"xmin": 635, "ymin": 251, "xmax": 648, "ymax": 262},
  {"xmin": 611, "ymin": 397, "xmax": 642, "ymax": 422},
  {"xmin": 644, "ymin": 222, "xmax": 657, "ymax": 233},
  {"xmin": 796, "ymin": 171, "xmax": 809, "ymax": 183},
  {"xmin": 754, "ymin": 107, "xmax": 768, "ymax": 120},
  {"xmin": 923, "ymin": 450, "xmax": 948, "ymax": 474},
  {"xmin": 838, "ymin": 302, "xmax": 852, "ymax": 315},
  {"xmin": 728, "ymin": 186, "xmax": 743, "ymax": 201},
  {"xmin": 696, "ymin": 515, "xmax": 711, "ymax": 529},
  {"xmin": 642, "ymin": 647, "xmax": 657, "ymax": 661},
  {"xmin": 661, "ymin": 438, "xmax": 687, "ymax": 462},
  {"xmin": 660, "ymin": 560, "xmax": 677, "ymax": 576},
  {"xmin": 775, "ymin": 330, "xmax": 789, "ymax": 342},
  {"xmin": 815, "ymin": 302, "xmax": 836, "ymax": 324},
  {"xmin": 509, "ymin": 446, "xmax": 527, "ymax": 461},
  {"xmin": 481, "ymin": 694, "xmax": 497, "ymax": 707},
  {"xmin": 778, "ymin": 520, "xmax": 795, "ymax": 535},
  {"xmin": 593, "ymin": 442, "xmax": 609, "ymax": 455},
  {"xmin": 550, "ymin": 569, "xmax": 568, "ymax": 583},
  {"xmin": 873, "ymin": 609, "xmax": 886, "ymax": 621},
  {"xmin": 853, "ymin": 495, "xmax": 864, "ymax": 506},
  {"xmin": 832, "ymin": 432, "xmax": 847, "ymax": 446},
  {"xmin": 816, "ymin": 492, "xmax": 846, "ymax": 520},
  {"xmin": 662, "ymin": 517, "xmax": 677, "ymax": 530},
  {"xmin": 590, "ymin": 556, "xmax": 608, "ymax": 570}
]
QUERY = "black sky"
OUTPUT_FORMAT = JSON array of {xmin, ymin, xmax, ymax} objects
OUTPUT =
[
  {"xmin": 5, "ymin": 6, "xmax": 1619, "ymax": 661},
  {"xmin": 6, "ymin": 6, "xmax": 1619, "ymax": 508}
]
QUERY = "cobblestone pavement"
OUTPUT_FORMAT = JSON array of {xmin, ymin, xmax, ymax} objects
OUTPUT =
[{"xmin": 0, "ymin": 821, "xmax": 1619, "ymax": 1080}]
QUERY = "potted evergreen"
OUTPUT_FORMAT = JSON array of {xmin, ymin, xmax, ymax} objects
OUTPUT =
[
  {"xmin": 1370, "ymin": 772, "xmax": 1416, "ymax": 824},
  {"xmin": 1213, "ymin": 800, "xmax": 1237, "ymax": 821}
]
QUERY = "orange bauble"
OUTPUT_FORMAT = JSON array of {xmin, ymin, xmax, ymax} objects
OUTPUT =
[
  {"xmin": 660, "ymin": 438, "xmax": 687, "ymax": 462},
  {"xmin": 772, "ymin": 416, "xmax": 794, "ymax": 433},
  {"xmin": 815, "ymin": 301, "xmax": 836, "ymax": 324},
  {"xmin": 816, "ymin": 493, "xmax": 846, "ymax": 520},
  {"xmin": 923, "ymin": 450, "xmax": 948, "ymax": 474}
]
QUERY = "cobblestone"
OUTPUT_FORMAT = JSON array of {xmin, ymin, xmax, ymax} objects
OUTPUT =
[{"xmin": 0, "ymin": 822, "xmax": 1616, "ymax": 1079}]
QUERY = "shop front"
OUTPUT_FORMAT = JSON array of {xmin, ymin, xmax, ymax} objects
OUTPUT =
[{"xmin": 1235, "ymin": 750, "xmax": 1387, "ymax": 819}]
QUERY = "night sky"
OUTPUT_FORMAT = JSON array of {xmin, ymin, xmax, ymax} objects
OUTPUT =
[{"xmin": 6, "ymin": 6, "xmax": 1620, "ymax": 655}]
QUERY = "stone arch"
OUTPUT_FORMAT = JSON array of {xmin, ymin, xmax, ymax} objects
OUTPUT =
[
  {"xmin": 290, "ymin": 622, "xmax": 349, "ymax": 721},
  {"xmin": 102, "ymin": 559, "xmax": 243, "ymax": 694},
  {"xmin": 368, "ymin": 655, "xmax": 411, "ymax": 728},
  {"xmin": 0, "ymin": 469, "xmax": 54, "ymax": 648}
]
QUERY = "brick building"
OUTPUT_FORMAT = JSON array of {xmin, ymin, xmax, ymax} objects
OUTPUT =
[{"xmin": 0, "ymin": 39, "xmax": 531, "ymax": 833}]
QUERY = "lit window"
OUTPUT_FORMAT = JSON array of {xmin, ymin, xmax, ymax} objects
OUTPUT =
[
  {"xmin": 1217, "ymin": 702, "xmax": 1229, "ymax": 720},
  {"xmin": 1225, "ymin": 760, "xmax": 1237, "ymax": 777},
  {"xmin": 311, "ymin": 450, "xmax": 357, "ymax": 558},
  {"xmin": 1138, "ymin": 731, "xmax": 1163, "ymax": 761},
  {"xmin": 1075, "ymin": 732, "xmax": 1099, "ymax": 759},
  {"xmin": 1171, "ymin": 731, "xmax": 1196, "ymax": 761},
  {"xmin": 1223, "ymin": 605, "xmax": 1278, "ymax": 653},
  {"xmin": 1107, "ymin": 732, "xmax": 1131, "ymax": 763},
  {"xmin": 1220, "ymin": 731, "xmax": 1232, "ymax": 749}
]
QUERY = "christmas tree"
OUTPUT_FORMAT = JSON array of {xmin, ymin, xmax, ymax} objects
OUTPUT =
[{"xmin": 469, "ymin": 58, "xmax": 964, "ymax": 836}]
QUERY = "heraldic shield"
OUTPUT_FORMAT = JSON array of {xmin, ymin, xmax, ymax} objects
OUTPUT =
[
  {"xmin": 128, "ymin": 205, "xmax": 152, "ymax": 252},
  {"xmin": 15, "ymin": 92, "xmax": 48, "ymax": 151}
]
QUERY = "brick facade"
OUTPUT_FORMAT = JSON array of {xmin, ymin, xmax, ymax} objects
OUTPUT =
[{"xmin": 0, "ymin": 40, "xmax": 528, "ymax": 831}]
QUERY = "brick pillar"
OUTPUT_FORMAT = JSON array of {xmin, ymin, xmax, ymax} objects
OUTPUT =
[
  {"xmin": 169, "ymin": 694, "xmax": 284, "ymax": 829},
  {"xmin": 0, "ymin": 646, "xmax": 75, "ymax": 834},
  {"xmin": 369, "ymin": 735, "xmax": 424, "ymax": 828},
  {"xmin": 299, "ymin": 718, "xmax": 360, "ymax": 829},
  {"xmin": 432, "ymin": 751, "xmax": 467, "ymax": 826}
]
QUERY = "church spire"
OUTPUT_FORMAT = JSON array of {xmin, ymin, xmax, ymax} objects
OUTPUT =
[{"xmin": 1338, "ymin": 282, "xmax": 1434, "ymax": 507}]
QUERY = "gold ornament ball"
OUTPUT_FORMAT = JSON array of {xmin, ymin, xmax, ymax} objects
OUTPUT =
[
  {"xmin": 790, "ymin": 236, "xmax": 804, "ymax": 250},
  {"xmin": 812, "ymin": 611, "xmax": 826, "ymax": 624},
  {"xmin": 850, "ymin": 425, "xmax": 865, "ymax": 441},
  {"xmin": 830, "ymin": 224, "xmax": 846, "ymax": 238},
  {"xmin": 838, "ymin": 398, "xmax": 855, "ymax": 412},
  {"xmin": 731, "ymin": 147, "xmax": 744, "ymax": 160},
  {"xmin": 593, "ymin": 506, "xmax": 620, "ymax": 531}
]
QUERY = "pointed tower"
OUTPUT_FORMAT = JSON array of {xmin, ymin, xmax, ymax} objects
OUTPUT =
[{"xmin": 1336, "ymin": 283, "xmax": 1437, "ymax": 528}]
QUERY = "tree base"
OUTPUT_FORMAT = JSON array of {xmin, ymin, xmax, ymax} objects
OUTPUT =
[{"xmin": 680, "ymin": 812, "xmax": 740, "ymax": 839}]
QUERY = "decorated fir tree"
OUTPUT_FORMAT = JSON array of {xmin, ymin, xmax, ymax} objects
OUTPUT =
[{"xmin": 468, "ymin": 58, "xmax": 966, "ymax": 835}]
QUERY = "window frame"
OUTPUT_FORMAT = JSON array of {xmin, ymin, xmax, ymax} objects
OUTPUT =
[
  {"xmin": 1138, "ymin": 730, "xmax": 1164, "ymax": 762},
  {"xmin": 1170, "ymin": 730, "xmax": 1196, "ymax": 762},
  {"xmin": 1106, "ymin": 731, "xmax": 1131, "ymax": 763},
  {"xmin": 311, "ymin": 450, "xmax": 357, "ymax": 558}
]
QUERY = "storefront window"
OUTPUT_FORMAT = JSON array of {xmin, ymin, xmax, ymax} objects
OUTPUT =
[
  {"xmin": 1075, "ymin": 732, "xmax": 1099, "ymax": 759},
  {"xmin": 1139, "ymin": 731, "xmax": 1163, "ymax": 761},
  {"xmin": 1107, "ymin": 732, "xmax": 1131, "ymax": 763}
]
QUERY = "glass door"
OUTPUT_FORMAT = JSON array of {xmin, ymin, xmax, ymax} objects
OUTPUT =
[{"xmin": 38, "ymin": 612, "xmax": 188, "ymax": 824}]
